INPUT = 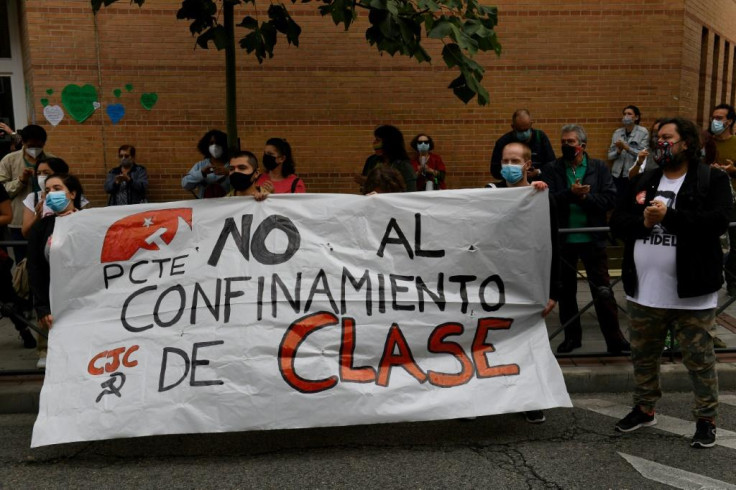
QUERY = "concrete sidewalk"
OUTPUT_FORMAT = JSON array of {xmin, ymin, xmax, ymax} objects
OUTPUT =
[{"xmin": 2, "ymin": 279, "xmax": 736, "ymax": 414}]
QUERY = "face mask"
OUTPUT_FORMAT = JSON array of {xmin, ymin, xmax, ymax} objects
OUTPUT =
[
  {"xmin": 37, "ymin": 175, "xmax": 47, "ymax": 191},
  {"xmin": 500, "ymin": 164, "xmax": 524, "ymax": 185},
  {"xmin": 417, "ymin": 142, "xmax": 430, "ymax": 153},
  {"xmin": 711, "ymin": 120, "xmax": 727, "ymax": 135},
  {"xmin": 120, "ymin": 158, "xmax": 133, "ymax": 167},
  {"xmin": 561, "ymin": 144, "xmax": 582, "ymax": 161},
  {"xmin": 26, "ymin": 147, "xmax": 42, "ymax": 159},
  {"xmin": 622, "ymin": 116, "xmax": 634, "ymax": 126},
  {"xmin": 262, "ymin": 153, "xmax": 279, "ymax": 171},
  {"xmin": 654, "ymin": 140, "xmax": 684, "ymax": 168},
  {"xmin": 209, "ymin": 144, "xmax": 223, "ymax": 159},
  {"xmin": 45, "ymin": 190, "xmax": 70, "ymax": 213},
  {"xmin": 230, "ymin": 171, "xmax": 256, "ymax": 191},
  {"xmin": 515, "ymin": 129, "xmax": 532, "ymax": 141},
  {"xmin": 373, "ymin": 142, "xmax": 383, "ymax": 152}
]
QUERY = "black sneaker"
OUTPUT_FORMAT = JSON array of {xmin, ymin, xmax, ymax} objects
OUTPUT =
[
  {"xmin": 18, "ymin": 327, "xmax": 36, "ymax": 349},
  {"xmin": 524, "ymin": 410, "xmax": 545, "ymax": 423},
  {"xmin": 691, "ymin": 418, "xmax": 716, "ymax": 448},
  {"xmin": 615, "ymin": 406, "xmax": 656, "ymax": 432}
]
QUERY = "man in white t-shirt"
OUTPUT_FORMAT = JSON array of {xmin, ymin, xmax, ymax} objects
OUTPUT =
[{"xmin": 611, "ymin": 117, "xmax": 733, "ymax": 449}]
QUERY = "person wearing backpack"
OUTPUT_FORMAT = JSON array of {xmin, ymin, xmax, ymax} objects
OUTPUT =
[
  {"xmin": 610, "ymin": 117, "xmax": 733, "ymax": 448},
  {"xmin": 490, "ymin": 109, "xmax": 556, "ymax": 184},
  {"xmin": 256, "ymin": 138, "xmax": 306, "ymax": 194}
]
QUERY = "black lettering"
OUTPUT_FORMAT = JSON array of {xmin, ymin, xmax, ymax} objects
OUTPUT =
[
  {"xmin": 190, "ymin": 340, "xmax": 225, "ymax": 387},
  {"xmin": 414, "ymin": 213, "xmax": 445, "ymax": 258},
  {"xmin": 151, "ymin": 257, "xmax": 172, "ymax": 279},
  {"xmin": 191, "ymin": 279, "xmax": 221, "ymax": 324},
  {"xmin": 376, "ymin": 218, "xmax": 414, "ymax": 259},
  {"xmin": 271, "ymin": 272, "xmax": 301, "ymax": 318},
  {"xmin": 225, "ymin": 277, "xmax": 250, "ymax": 323},
  {"xmin": 450, "ymin": 275, "xmax": 477, "ymax": 314},
  {"xmin": 416, "ymin": 273, "xmax": 445, "ymax": 312},
  {"xmin": 340, "ymin": 267, "xmax": 372, "ymax": 316},
  {"xmin": 170, "ymin": 254, "xmax": 188, "ymax": 276},
  {"xmin": 121, "ymin": 285, "xmax": 157, "ymax": 332},
  {"xmin": 103, "ymin": 264, "xmax": 124, "ymax": 289},
  {"xmin": 251, "ymin": 215, "xmax": 301, "ymax": 265},
  {"xmin": 207, "ymin": 215, "xmax": 253, "ymax": 267},
  {"xmin": 305, "ymin": 269, "xmax": 339, "ymax": 314},
  {"xmin": 257, "ymin": 276, "xmax": 265, "ymax": 321},
  {"xmin": 378, "ymin": 273, "xmax": 386, "ymax": 313},
  {"xmin": 158, "ymin": 347, "xmax": 190, "ymax": 392},
  {"xmin": 479, "ymin": 275, "xmax": 505, "ymax": 312},
  {"xmin": 390, "ymin": 274, "xmax": 416, "ymax": 311},
  {"xmin": 129, "ymin": 260, "xmax": 148, "ymax": 285},
  {"xmin": 154, "ymin": 285, "xmax": 186, "ymax": 328}
]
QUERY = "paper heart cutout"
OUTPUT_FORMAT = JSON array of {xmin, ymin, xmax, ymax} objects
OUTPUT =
[
  {"xmin": 40, "ymin": 98, "xmax": 49, "ymax": 107},
  {"xmin": 140, "ymin": 92, "xmax": 158, "ymax": 110},
  {"xmin": 125, "ymin": 84, "xmax": 134, "ymax": 92},
  {"xmin": 46, "ymin": 88, "xmax": 53, "ymax": 95},
  {"xmin": 113, "ymin": 89, "xmax": 122, "ymax": 98},
  {"xmin": 93, "ymin": 101, "xmax": 101, "ymax": 109},
  {"xmin": 61, "ymin": 84, "xmax": 98, "ymax": 123},
  {"xmin": 106, "ymin": 103, "xmax": 125, "ymax": 124},
  {"xmin": 43, "ymin": 105, "xmax": 65, "ymax": 127}
]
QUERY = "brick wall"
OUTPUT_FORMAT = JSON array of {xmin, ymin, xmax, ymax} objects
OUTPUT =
[{"xmin": 14, "ymin": 0, "xmax": 736, "ymax": 205}]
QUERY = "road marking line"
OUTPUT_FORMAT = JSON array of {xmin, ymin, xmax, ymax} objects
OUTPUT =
[
  {"xmin": 573, "ymin": 398, "xmax": 736, "ymax": 449},
  {"xmin": 619, "ymin": 452, "xmax": 736, "ymax": 490}
]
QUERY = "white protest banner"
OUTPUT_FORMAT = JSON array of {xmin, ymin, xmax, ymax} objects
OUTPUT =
[{"xmin": 31, "ymin": 188, "xmax": 571, "ymax": 447}]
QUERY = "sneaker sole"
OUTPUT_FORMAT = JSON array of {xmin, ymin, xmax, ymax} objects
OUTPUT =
[
  {"xmin": 615, "ymin": 419, "xmax": 657, "ymax": 433},
  {"xmin": 690, "ymin": 440, "xmax": 716, "ymax": 448},
  {"xmin": 525, "ymin": 417, "xmax": 546, "ymax": 424}
]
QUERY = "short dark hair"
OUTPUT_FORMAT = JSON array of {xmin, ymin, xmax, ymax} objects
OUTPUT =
[
  {"xmin": 363, "ymin": 165, "xmax": 406, "ymax": 194},
  {"xmin": 410, "ymin": 133, "xmax": 435, "ymax": 152},
  {"xmin": 265, "ymin": 138, "xmax": 296, "ymax": 177},
  {"xmin": 374, "ymin": 125, "xmax": 408, "ymax": 163},
  {"xmin": 714, "ymin": 103, "xmax": 736, "ymax": 121},
  {"xmin": 197, "ymin": 130, "xmax": 229, "ymax": 160},
  {"xmin": 19, "ymin": 124, "xmax": 47, "ymax": 144},
  {"xmin": 658, "ymin": 117, "xmax": 702, "ymax": 165},
  {"xmin": 36, "ymin": 156, "xmax": 69, "ymax": 174},
  {"xmin": 118, "ymin": 144, "xmax": 136, "ymax": 157},
  {"xmin": 229, "ymin": 150, "xmax": 259, "ymax": 171},
  {"xmin": 46, "ymin": 173, "xmax": 84, "ymax": 210},
  {"xmin": 624, "ymin": 105, "xmax": 641, "ymax": 124}
]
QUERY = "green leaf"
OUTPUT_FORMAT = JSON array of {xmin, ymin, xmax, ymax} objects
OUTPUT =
[
  {"xmin": 196, "ymin": 25, "xmax": 228, "ymax": 49},
  {"xmin": 238, "ymin": 15, "xmax": 258, "ymax": 30},
  {"xmin": 448, "ymin": 74, "xmax": 475, "ymax": 104},
  {"xmin": 427, "ymin": 18, "xmax": 452, "ymax": 39},
  {"xmin": 441, "ymin": 43, "xmax": 462, "ymax": 68}
]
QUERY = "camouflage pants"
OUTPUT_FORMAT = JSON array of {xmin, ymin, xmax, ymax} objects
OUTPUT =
[{"xmin": 628, "ymin": 301, "xmax": 718, "ymax": 419}]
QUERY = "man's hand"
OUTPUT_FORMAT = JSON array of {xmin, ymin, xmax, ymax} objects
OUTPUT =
[
  {"xmin": 643, "ymin": 200, "xmax": 667, "ymax": 227},
  {"xmin": 715, "ymin": 159, "xmax": 736, "ymax": 176},
  {"xmin": 542, "ymin": 299, "xmax": 557, "ymax": 318},
  {"xmin": 115, "ymin": 174, "xmax": 130, "ymax": 184},
  {"xmin": 571, "ymin": 179, "xmax": 590, "ymax": 198},
  {"xmin": 615, "ymin": 139, "xmax": 628, "ymax": 153},
  {"xmin": 636, "ymin": 148, "xmax": 649, "ymax": 165},
  {"xmin": 39, "ymin": 314, "xmax": 53, "ymax": 329},
  {"xmin": 527, "ymin": 167, "xmax": 541, "ymax": 178},
  {"xmin": 531, "ymin": 181, "xmax": 548, "ymax": 192},
  {"xmin": 0, "ymin": 122, "xmax": 13, "ymax": 136}
]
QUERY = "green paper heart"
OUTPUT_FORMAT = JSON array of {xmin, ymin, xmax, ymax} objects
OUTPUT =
[
  {"xmin": 61, "ymin": 84, "xmax": 98, "ymax": 123},
  {"xmin": 45, "ymin": 88, "xmax": 53, "ymax": 95},
  {"xmin": 140, "ymin": 92, "xmax": 158, "ymax": 110},
  {"xmin": 125, "ymin": 84, "xmax": 134, "ymax": 92},
  {"xmin": 113, "ymin": 89, "xmax": 122, "ymax": 98},
  {"xmin": 40, "ymin": 98, "xmax": 49, "ymax": 107}
]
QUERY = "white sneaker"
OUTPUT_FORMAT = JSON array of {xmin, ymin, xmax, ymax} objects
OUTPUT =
[{"xmin": 36, "ymin": 357, "xmax": 46, "ymax": 369}]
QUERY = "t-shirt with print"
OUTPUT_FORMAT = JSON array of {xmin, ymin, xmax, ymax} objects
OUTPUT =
[{"xmin": 628, "ymin": 173, "xmax": 717, "ymax": 309}]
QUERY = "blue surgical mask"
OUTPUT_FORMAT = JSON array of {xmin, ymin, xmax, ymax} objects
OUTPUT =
[
  {"xmin": 622, "ymin": 116, "xmax": 634, "ymax": 126},
  {"xmin": 711, "ymin": 119, "xmax": 726, "ymax": 135},
  {"xmin": 417, "ymin": 142, "xmax": 430, "ymax": 153},
  {"xmin": 515, "ymin": 129, "xmax": 532, "ymax": 141},
  {"xmin": 501, "ymin": 164, "xmax": 524, "ymax": 184},
  {"xmin": 46, "ymin": 191, "xmax": 70, "ymax": 213}
]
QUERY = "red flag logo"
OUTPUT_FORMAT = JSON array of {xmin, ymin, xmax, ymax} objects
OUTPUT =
[{"xmin": 100, "ymin": 208, "xmax": 193, "ymax": 263}]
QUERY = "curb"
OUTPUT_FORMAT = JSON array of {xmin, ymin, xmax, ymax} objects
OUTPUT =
[{"xmin": 2, "ymin": 364, "xmax": 736, "ymax": 414}]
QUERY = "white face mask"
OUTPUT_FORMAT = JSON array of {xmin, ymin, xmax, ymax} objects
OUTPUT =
[
  {"xmin": 26, "ymin": 147, "xmax": 42, "ymax": 159},
  {"xmin": 37, "ymin": 175, "xmax": 47, "ymax": 190},
  {"xmin": 209, "ymin": 144, "xmax": 223, "ymax": 159}
]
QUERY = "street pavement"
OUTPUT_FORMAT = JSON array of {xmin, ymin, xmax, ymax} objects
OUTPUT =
[{"xmin": 0, "ymin": 392, "xmax": 735, "ymax": 488}]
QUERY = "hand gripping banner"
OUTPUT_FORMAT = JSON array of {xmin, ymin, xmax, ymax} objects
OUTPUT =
[{"xmin": 31, "ymin": 188, "xmax": 571, "ymax": 447}]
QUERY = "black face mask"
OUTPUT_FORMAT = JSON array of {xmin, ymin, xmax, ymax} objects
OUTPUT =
[
  {"xmin": 561, "ymin": 144, "xmax": 580, "ymax": 161},
  {"xmin": 262, "ymin": 153, "xmax": 279, "ymax": 171},
  {"xmin": 230, "ymin": 171, "xmax": 256, "ymax": 191},
  {"xmin": 654, "ymin": 141, "xmax": 686, "ymax": 169}
]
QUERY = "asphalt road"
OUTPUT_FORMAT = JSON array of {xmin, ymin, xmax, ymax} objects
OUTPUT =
[{"xmin": 1, "ymin": 391, "xmax": 735, "ymax": 489}]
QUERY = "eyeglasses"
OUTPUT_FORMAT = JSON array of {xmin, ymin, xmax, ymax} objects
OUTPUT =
[{"xmin": 417, "ymin": 140, "xmax": 430, "ymax": 144}]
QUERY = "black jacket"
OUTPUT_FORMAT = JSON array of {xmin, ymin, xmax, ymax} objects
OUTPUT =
[
  {"xmin": 27, "ymin": 215, "xmax": 56, "ymax": 318},
  {"xmin": 610, "ymin": 164, "xmax": 732, "ymax": 298},
  {"xmin": 490, "ymin": 129, "xmax": 556, "ymax": 180},
  {"xmin": 104, "ymin": 164, "xmax": 149, "ymax": 205},
  {"xmin": 543, "ymin": 154, "xmax": 617, "ymax": 247}
]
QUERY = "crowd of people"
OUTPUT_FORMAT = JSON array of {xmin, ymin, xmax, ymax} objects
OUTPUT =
[{"xmin": 0, "ymin": 101, "xmax": 734, "ymax": 448}]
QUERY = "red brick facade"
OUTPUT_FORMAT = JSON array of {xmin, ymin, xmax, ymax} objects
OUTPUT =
[{"xmin": 12, "ymin": 0, "xmax": 736, "ymax": 204}]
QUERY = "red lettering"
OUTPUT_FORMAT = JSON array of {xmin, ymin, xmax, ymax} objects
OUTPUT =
[
  {"xmin": 377, "ymin": 324, "xmax": 427, "ymax": 387},
  {"xmin": 278, "ymin": 311, "xmax": 340, "ymax": 393},
  {"xmin": 426, "ymin": 323, "xmax": 474, "ymax": 387},
  {"xmin": 104, "ymin": 347, "xmax": 126, "ymax": 373},
  {"xmin": 472, "ymin": 317, "xmax": 520, "ymax": 378},
  {"xmin": 87, "ymin": 351, "xmax": 107, "ymax": 375},
  {"xmin": 339, "ymin": 317, "xmax": 377, "ymax": 383},
  {"xmin": 122, "ymin": 345, "xmax": 139, "ymax": 368}
]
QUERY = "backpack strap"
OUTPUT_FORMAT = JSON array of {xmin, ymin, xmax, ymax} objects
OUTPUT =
[{"xmin": 290, "ymin": 177, "xmax": 301, "ymax": 193}]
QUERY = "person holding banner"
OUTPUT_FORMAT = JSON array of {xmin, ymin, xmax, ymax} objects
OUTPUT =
[
  {"xmin": 181, "ymin": 130, "xmax": 231, "ymax": 199},
  {"xmin": 256, "ymin": 138, "xmax": 306, "ymax": 194},
  {"xmin": 226, "ymin": 150, "xmax": 271, "ymax": 200},
  {"xmin": 27, "ymin": 174, "xmax": 84, "ymax": 368},
  {"xmin": 498, "ymin": 141, "xmax": 561, "ymax": 424}
]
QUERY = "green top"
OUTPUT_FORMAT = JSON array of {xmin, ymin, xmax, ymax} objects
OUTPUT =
[{"xmin": 565, "ymin": 155, "xmax": 592, "ymax": 243}]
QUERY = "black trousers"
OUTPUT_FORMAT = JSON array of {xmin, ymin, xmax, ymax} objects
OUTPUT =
[{"xmin": 559, "ymin": 242, "xmax": 627, "ymax": 348}]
